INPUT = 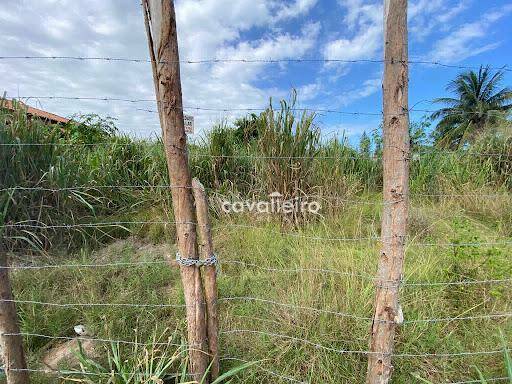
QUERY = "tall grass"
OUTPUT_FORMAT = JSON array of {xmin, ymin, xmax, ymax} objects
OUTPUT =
[
  {"xmin": 2, "ymin": 96, "xmax": 512, "ymax": 251},
  {"xmin": 2, "ymin": 96, "xmax": 512, "ymax": 383}
]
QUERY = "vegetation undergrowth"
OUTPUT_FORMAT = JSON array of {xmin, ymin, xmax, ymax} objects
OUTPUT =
[{"xmin": 1, "ymin": 81, "xmax": 512, "ymax": 383}]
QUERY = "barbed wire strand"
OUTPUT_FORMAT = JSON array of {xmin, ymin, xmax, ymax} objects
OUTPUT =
[
  {"xmin": 3, "ymin": 220, "xmax": 512, "ymax": 248},
  {"xmin": 0, "ymin": 299, "xmax": 189, "ymax": 309},
  {"xmin": 1, "ymin": 332, "xmax": 187, "ymax": 348},
  {"xmin": 219, "ymin": 297, "xmax": 512, "ymax": 324},
  {"xmin": 10, "ymin": 95, "xmax": 512, "ymax": 118},
  {"xmin": 8, "ymin": 366, "xmax": 507, "ymax": 384},
  {"xmin": 2, "ymin": 186, "xmax": 512, "ymax": 203},
  {"xmin": 1, "ymin": 141, "xmax": 511, "ymax": 161},
  {"xmin": 3, "ymin": 297, "xmax": 511, "ymax": 324},
  {"xmin": 137, "ymin": 106, "xmax": 512, "ymax": 119},
  {"xmin": 4, "ymin": 367, "xmax": 187, "ymax": 379},
  {"xmin": 0, "ymin": 55, "xmax": 509, "ymax": 71},
  {"xmin": 447, "ymin": 377, "xmax": 510, "ymax": 384},
  {"xmin": 220, "ymin": 329, "xmax": 508, "ymax": 357},
  {"xmin": 2, "ymin": 331, "xmax": 507, "ymax": 359},
  {"xmin": 1, "ymin": 220, "xmax": 193, "ymax": 229},
  {"xmin": 1, "ymin": 258, "xmax": 510, "ymax": 287},
  {"xmin": 221, "ymin": 260, "xmax": 512, "ymax": 287}
]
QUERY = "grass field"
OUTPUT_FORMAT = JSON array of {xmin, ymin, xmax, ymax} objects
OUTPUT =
[
  {"xmin": 2, "ymin": 103, "xmax": 512, "ymax": 383},
  {"xmin": 7, "ymin": 194, "xmax": 512, "ymax": 383}
]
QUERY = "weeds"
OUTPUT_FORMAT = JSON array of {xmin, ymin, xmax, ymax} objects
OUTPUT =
[
  {"xmin": 64, "ymin": 329, "xmax": 254, "ymax": 384},
  {"xmin": 2, "ymin": 95, "xmax": 512, "ymax": 383}
]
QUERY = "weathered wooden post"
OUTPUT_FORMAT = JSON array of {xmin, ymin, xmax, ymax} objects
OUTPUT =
[
  {"xmin": 142, "ymin": 1, "xmax": 209, "ymax": 381},
  {"xmin": 366, "ymin": 0, "xmax": 409, "ymax": 383},
  {"xmin": 192, "ymin": 178, "xmax": 219, "ymax": 380},
  {"xmin": 0, "ymin": 248, "xmax": 30, "ymax": 384}
]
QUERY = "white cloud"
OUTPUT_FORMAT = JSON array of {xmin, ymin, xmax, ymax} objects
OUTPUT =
[
  {"xmin": 297, "ymin": 82, "xmax": 323, "ymax": 101},
  {"xmin": 429, "ymin": 5, "xmax": 512, "ymax": 62},
  {"xmin": 0, "ymin": 0, "xmax": 320, "ymax": 137},
  {"xmin": 324, "ymin": 1, "xmax": 382, "ymax": 61},
  {"xmin": 410, "ymin": 0, "xmax": 469, "ymax": 40},
  {"xmin": 337, "ymin": 77, "xmax": 381, "ymax": 106},
  {"xmin": 275, "ymin": 0, "xmax": 319, "ymax": 20},
  {"xmin": 324, "ymin": 0, "xmax": 473, "ymax": 63},
  {"xmin": 180, "ymin": 22, "xmax": 320, "ymax": 131}
]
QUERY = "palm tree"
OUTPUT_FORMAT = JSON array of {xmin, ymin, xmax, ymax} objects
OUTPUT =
[{"xmin": 431, "ymin": 65, "xmax": 512, "ymax": 149}]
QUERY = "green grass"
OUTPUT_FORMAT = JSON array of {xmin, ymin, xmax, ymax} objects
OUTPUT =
[
  {"xmin": 2, "ymin": 96, "xmax": 512, "ymax": 383},
  {"xmin": 7, "ymin": 196, "xmax": 511, "ymax": 383}
]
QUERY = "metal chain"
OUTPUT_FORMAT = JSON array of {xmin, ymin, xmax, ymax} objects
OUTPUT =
[{"xmin": 175, "ymin": 252, "xmax": 218, "ymax": 267}]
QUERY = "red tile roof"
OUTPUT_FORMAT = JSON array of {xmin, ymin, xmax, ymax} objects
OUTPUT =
[{"xmin": 1, "ymin": 99, "xmax": 70, "ymax": 125}]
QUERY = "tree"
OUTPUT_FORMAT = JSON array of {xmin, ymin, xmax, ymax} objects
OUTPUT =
[
  {"xmin": 359, "ymin": 131, "xmax": 371, "ymax": 156},
  {"xmin": 431, "ymin": 65, "xmax": 512, "ymax": 149}
]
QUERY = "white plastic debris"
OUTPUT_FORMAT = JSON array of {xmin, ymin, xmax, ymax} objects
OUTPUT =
[
  {"xmin": 394, "ymin": 304, "xmax": 404, "ymax": 325},
  {"xmin": 73, "ymin": 324, "xmax": 87, "ymax": 336}
]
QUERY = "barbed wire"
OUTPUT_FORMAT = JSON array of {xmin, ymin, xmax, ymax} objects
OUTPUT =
[
  {"xmin": 3, "ymin": 330, "xmax": 507, "ymax": 358},
  {"xmin": 2, "ymin": 186, "xmax": 512, "ymax": 202},
  {"xmin": 3, "ymin": 297, "xmax": 511, "ymax": 324},
  {"xmin": 10, "ymin": 95, "xmax": 512, "ymax": 115},
  {"xmin": 221, "ymin": 260, "xmax": 512, "ymax": 287},
  {"xmin": 9, "ymin": 366, "xmax": 507, "ymax": 384},
  {"xmin": 448, "ymin": 377, "xmax": 510, "ymax": 384},
  {"xmin": 4, "ymin": 367, "xmax": 188, "ymax": 380},
  {"xmin": 220, "ymin": 297, "xmax": 373, "ymax": 321},
  {"xmin": 2, "ymin": 258, "xmax": 511, "ymax": 288},
  {"xmin": 15, "ymin": 95, "xmax": 509, "ymax": 117},
  {"xmin": 0, "ymin": 55, "xmax": 509, "ymax": 71},
  {"xmin": 220, "ymin": 329, "xmax": 508, "ymax": 357},
  {"xmin": 0, "ymin": 299, "xmax": 189, "ymax": 309},
  {"xmin": 3, "ymin": 220, "xmax": 512, "ymax": 248},
  {"xmin": 220, "ymin": 297, "xmax": 512, "ymax": 324},
  {"xmin": 2, "ymin": 141, "xmax": 511, "ymax": 162},
  {"xmin": 137, "ymin": 106, "xmax": 511, "ymax": 119},
  {"xmin": 1, "ymin": 332, "xmax": 187, "ymax": 348},
  {"xmin": 1, "ymin": 220, "xmax": 192, "ymax": 229},
  {"xmin": 1, "ymin": 260, "xmax": 170, "ymax": 270}
]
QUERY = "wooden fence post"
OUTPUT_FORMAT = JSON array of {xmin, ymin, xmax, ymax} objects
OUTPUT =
[
  {"xmin": 0, "ymin": 249, "xmax": 30, "ymax": 384},
  {"xmin": 192, "ymin": 178, "xmax": 219, "ymax": 380},
  {"xmin": 142, "ymin": 1, "xmax": 209, "ymax": 381},
  {"xmin": 366, "ymin": 0, "xmax": 409, "ymax": 383}
]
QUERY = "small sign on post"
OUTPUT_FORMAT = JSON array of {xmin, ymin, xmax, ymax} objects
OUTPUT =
[{"xmin": 184, "ymin": 114, "xmax": 194, "ymax": 134}]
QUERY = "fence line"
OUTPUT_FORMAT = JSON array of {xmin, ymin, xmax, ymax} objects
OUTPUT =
[
  {"xmin": 137, "ymin": 106, "xmax": 512, "ymax": 118},
  {"xmin": 2, "ymin": 221, "xmax": 190, "ymax": 229},
  {"xmin": 2, "ymin": 297, "xmax": 510, "ymax": 324},
  {"xmin": 3, "ymin": 186, "xmax": 512, "ymax": 202},
  {"xmin": 10, "ymin": 95, "xmax": 512, "ymax": 115},
  {"xmin": 2, "ymin": 141, "xmax": 511, "ymax": 161},
  {"xmin": 6, "ymin": 367, "xmax": 509, "ymax": 384},
  {"xmin": 0, "ymin": 299, "xmax": 189, "ymax": 309},
  {"xmin": 4, "ymin": 220, "xmax": 512, "ymax": 248},
  {"xmin": 5, "ymin": 368, "xmax": 187, "ymax": 380},
  {"xmin": 1, "ymin": 259, "xmax": 510, "ymax": 287},
  {"xmin": 0, "ymin": 55, "xmax": 509, "ymax": 70},
  {"xmin": 0, "ymin": 258, "xmax": 508, "ymax": 285},
  {"xmin": 3, "ymin": 331, "xmax": 507, "ymax": 359},
  {"xmin": 7, "ymin": 363, "xmax": 300, "ymax": 383},
  {"xmin": 220, "ymin": 329, "xmax": 508, "ymax": 357},
  {"xmin": 1, "ymin": 332, "xmax": 187, "ymax": 348},
  {"xmin": 448, "ymin": 377, "xmax": 510, "ymax": 384},
  {"xmin": 220, "ymin": 297, "xmax": 512, "ymax": 324}
]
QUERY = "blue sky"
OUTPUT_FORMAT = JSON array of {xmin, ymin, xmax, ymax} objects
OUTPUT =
[{"xmin": 0, "ymin": 0, "xmax": 511, "ymax": 143}]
